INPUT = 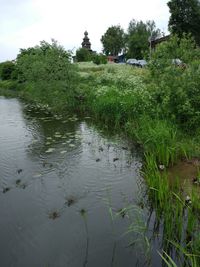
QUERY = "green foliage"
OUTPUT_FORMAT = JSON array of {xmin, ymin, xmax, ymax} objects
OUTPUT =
[
  {"xmin": 149, "ymin": 35, "xmax": 200, "ymax": 131},
  {"xmin": 16, "ymin": 39, "xmax": 76, "ymax": 84},
  {"xmin": 101, "ymin": 25, "xmax": 125, "ymax": 56},
  {"xmin": 0, "ymin": 61, "xmax": 16, "ymax": 80},
  {"xmin": 15, "ymin": 39, "xmax": 79, "ymax": 112},
  {"xmin": 126, "ymin": 117, "xmax": 182, "ymax": 166},
  {"xmin": 92, "ymin": 54, "xmax": 107, "ymax": 65},
  {"xmin": 127, "ymin": 20, "xmax": 161, "ymax": 59},
  {"xmin": 168, "ymin": 0, "xmax": 200, "ymax": 46},
  {"xmin": 75, "ymin": 48, "xmax": 92, "ymax": 62},
  {"xmin": 85, "ymin": 66, "xmax": 151, "ymax": 126},
  {"xmin": 0, "ymin": 80, "xmax": 18, "ymax": 91}
]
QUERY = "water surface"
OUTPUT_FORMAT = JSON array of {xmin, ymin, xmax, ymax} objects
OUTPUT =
[{"xmin": 0, "ymin": 97, "xmax": 162, "ymax": 267}]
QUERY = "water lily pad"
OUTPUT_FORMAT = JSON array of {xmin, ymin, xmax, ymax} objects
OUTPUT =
[
  {"xmin": 60, "ymin": 150, "xmax": 67, "ymax": 154},
  {"xmin": 33, "ymin": 173, "xmax": 42, "ymax": 178},
  {"xmin": 45, "ymin": 148, "xmax": 55, "ymax": 153},
  {"xmin": 69, "ymin": 144, "xmax": 75, "ymax": 147},
  {"xmin": 54, "ymin": 134, "xmax": 62, "ymax": 138}
]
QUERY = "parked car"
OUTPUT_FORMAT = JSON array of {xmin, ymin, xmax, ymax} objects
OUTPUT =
[
  {"xmin": 126, "ymin": 58, "xmax": 147, "ymax": 68},
  {"xmin": 137, "ymin": 59, "xmax": 147, "ymax": 68},
  {"xmin": 126, "ymin": 58, "xmax": 138, "ymax": 66}
]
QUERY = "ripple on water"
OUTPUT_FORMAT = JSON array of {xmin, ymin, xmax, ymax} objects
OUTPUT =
[{"xmin": 0, "ymin": 98, "xmax": 144, "ymax": 267}]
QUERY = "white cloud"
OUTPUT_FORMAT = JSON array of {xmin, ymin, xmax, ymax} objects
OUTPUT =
[{"xmin": 0, "ymin": 0, "xmax": 170, "ymax": 61}]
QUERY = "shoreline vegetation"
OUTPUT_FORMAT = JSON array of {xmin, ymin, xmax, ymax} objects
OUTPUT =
[{"xmin": 1, "ymin": 36, "xmax": 200, "ymax": 265}]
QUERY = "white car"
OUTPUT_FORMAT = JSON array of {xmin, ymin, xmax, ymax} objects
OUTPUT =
[
  {"xmin": 126, "ymin": 59, "xmax": 138, "ymax": 66},
  {"xmin": 126, "ymin": 59, "xmax": 147, "ymax": 68}
]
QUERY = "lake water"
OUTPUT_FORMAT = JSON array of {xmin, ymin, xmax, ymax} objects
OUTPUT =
[{"xmin": 0, "ymin": 97, "xmax": 162, "ymax": 267}]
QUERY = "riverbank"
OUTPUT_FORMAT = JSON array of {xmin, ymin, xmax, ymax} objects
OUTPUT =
[{"xmin": 1, "ymin": 62, "xmax": 200, "ymax": 265}]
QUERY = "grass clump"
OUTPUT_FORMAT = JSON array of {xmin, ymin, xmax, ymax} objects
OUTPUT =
[{"xmin": 125, "ymin": 117, "xmax": 188, "ymax": 167}]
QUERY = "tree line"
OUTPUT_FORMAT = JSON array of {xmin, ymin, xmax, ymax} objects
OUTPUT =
[
  {"xmin": 1, "ymin": 0, "xmax": 200, "ymax": 75},
  {"xmin": 100, "ymin": 0, "xmax": 200, "ymax": 59}
]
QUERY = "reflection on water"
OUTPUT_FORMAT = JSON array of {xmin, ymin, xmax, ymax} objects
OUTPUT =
[{"xmin": 0, "ymin": 97, "xmax": 163, "ymax": 267}]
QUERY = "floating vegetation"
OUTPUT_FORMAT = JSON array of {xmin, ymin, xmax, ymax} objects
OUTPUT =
[
  {"xmin": 80, "ymin": 208, "xmax": 87, "ymax": 216},
  {"xmin": 3, "ymin": 187, "xmax": 10, "ymax": 193},
  {"xmin": 69, "ymin": 144, "xmax": 75, "ymax": 147},
  {"xmin": 45, "ymin": 148, "xmax": 55, "ymax": 153},
  {"xmin": 117, "ymin": 208, "xmax": 127, "ymax": 218},
  {"xmin": 66, "ymin": 197, "xmax": 77, "ymax": 207},
  {"xmin": 54, "ymin": 134, "xmax": 62, "ymax": 138},
  {"xmin": 45, "ymin": 142, "xmax": 51, "ymax": 145},
  {"xmin": 20, "ymin": 183, "xmax": 27, "ymax": 189},
  {"xmin": 17, "ymin": 169, "xmax": 23, "ymax": 174},
  {"xmin": 60, "ymin": 150, "xmax": 67, "ymax": 154},
  {"xmin": 16, "ymin": 179, "xmax": 21, "ymax": 185},
  {"xmin": 49, "ymin": 211, "xmax": 60, "ymax": 220},
  {"xmin": 99, "ymin": 146, "xmax": 104, "ymax": 152},
  {"xmin": 33, "ymin": 173, "xmax": 42, "ymax": 178}
]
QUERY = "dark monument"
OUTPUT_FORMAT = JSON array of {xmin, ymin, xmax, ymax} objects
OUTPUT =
[{"xmin": 81, "ymin": 31, "xmax": 92, "ymax": 51}]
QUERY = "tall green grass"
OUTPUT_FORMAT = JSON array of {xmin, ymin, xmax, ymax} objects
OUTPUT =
[{"xmin": 126, "ymin": 117, "xmax": 189, "ymax": 167}]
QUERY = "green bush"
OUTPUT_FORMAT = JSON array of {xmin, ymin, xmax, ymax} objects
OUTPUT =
[
  {"xmin": 0, "ymin": 61, "xmax": 16, "ymax": 80},
  {"xmin": 75, "ymin": 48, "xmax": 92, "ymax": 62},
  {"xmin": 92, "ymin": 54, "xmax": 107, "ymax": 65},
  {"xmin": 14, "ymin": 39, "xmax": 79, "ymax": 112},
  {"xmin": 148, "ymin": 35, "xmax": 200, "ymax": 131}
]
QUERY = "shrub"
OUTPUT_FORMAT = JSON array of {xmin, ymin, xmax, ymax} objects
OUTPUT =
[
  {"xmin": 75, "ymin": 48, "xmax": 92, "ymax": 62},
  {"xmin": 0, "ymin": 61, "xmax": 16, "ymax": 80},
  {"xmin": 92, "ymin": 54, "xmax": 107, "ymax": 65},
  {"xmin": 15, "ymin": 39, "xmax": 79, "ymax": 112},
  {"xmin": 148, "ymin": 35, "xmax": 200, "ymax": 131}
]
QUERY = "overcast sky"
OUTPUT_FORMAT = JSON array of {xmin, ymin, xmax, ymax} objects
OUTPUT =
[{"xmin": 0, "ymin": 0, "xmax": 170, "ymax": 62}]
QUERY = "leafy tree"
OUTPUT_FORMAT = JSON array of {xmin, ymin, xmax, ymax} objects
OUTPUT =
[
  {"xmin": 16, "ymin": 39, "xmax": 77, "ymax": 84},
  {"xmin": 14, "ymin": 39, "xmax": 79, "ymax": 111},
  {"xmin": 75, "ymin": 48, "xmax": 91, "ymax": 62},
  {"xmin": 127, "ymin": 20, "xmax": 161, "ymax": 59},
  {"xmin": 101, "ymin": 25, "xmax": 125, "ymax": 56},
  {"xmin": 168, "ymin": 0, "xmax": 200, "ymax": 45},
  {"xmin": 0, "ymin": 61, "xmax": 16, "ymax": 80}
]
